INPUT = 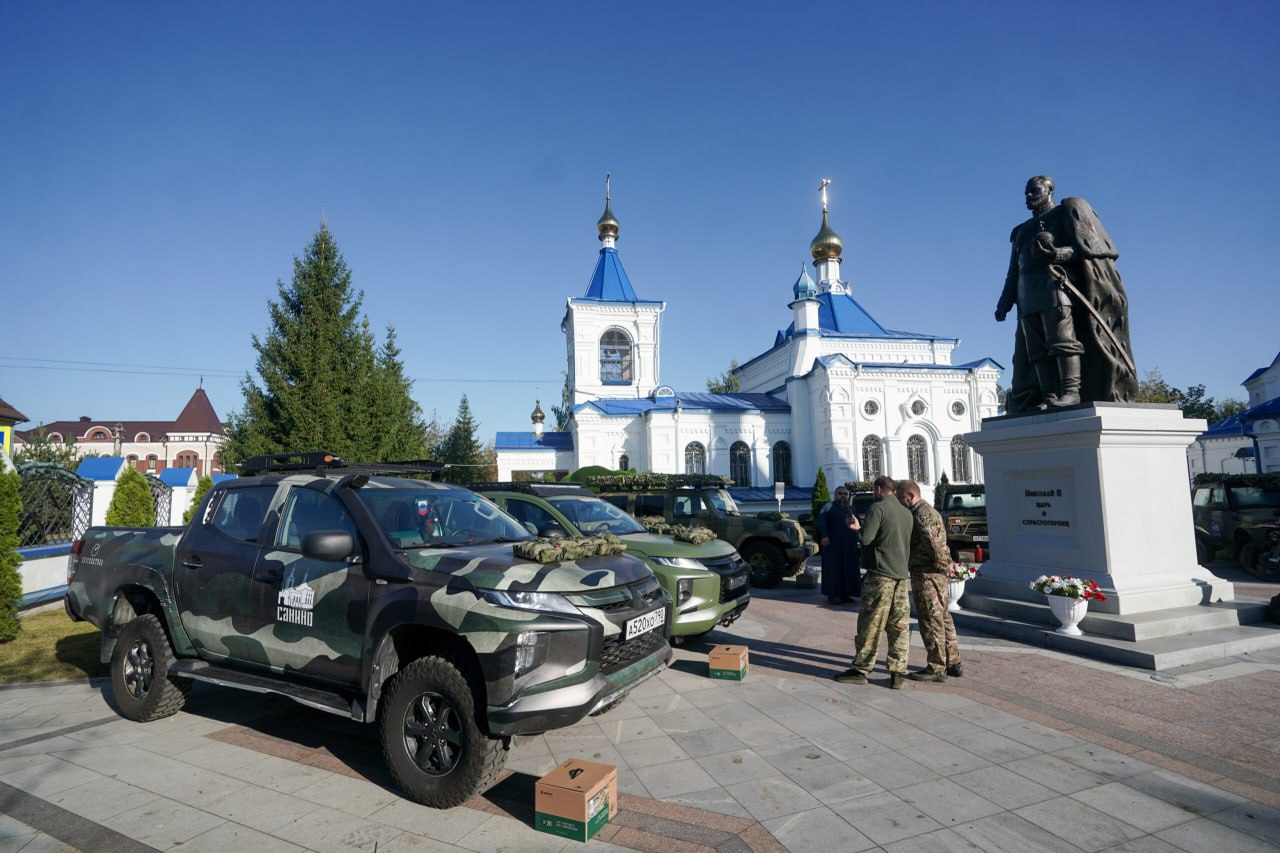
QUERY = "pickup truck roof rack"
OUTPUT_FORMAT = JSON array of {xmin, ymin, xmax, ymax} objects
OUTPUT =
[
  {"xmin": 238, "ymin": 451, "xmax": 446, "ymax": 480},
  {"xmin": 585, "ymin": 473, "xmax": 732, "ymax": 491},
  {"xmin": 469, "ymin": 481, "xmax": 595, "ymax": 497}
]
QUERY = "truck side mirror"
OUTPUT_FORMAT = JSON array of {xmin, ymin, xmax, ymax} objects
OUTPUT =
[
  {"xmin": 301, "ymin": 530, "xmax": 355, "ymax": 562},
  {"xmin": 539, "ymin": 524, "xmax": 568, "ymax": 539},
  {"xmin": 523, "ymin": 521, "xmax": 539, "ymax": 536}
]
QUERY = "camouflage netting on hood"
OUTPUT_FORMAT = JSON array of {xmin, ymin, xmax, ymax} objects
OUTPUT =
[
  {"xmin": 635, "ymin": 516, "xmax": 718, "ymax": 545},
  {"xmin": 513, "ymin": 533, "xmax": 628, "ymax": 564},
  {"xmin": 755, "ymin": 511, "xmax": 791, "ymax": 521}
]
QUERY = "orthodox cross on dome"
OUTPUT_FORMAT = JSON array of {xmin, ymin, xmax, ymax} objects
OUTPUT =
[
  {"xmin": 597, "ymin": 172, "xmax": 620, "ymax": 246},
  {"xmin": 819, "ymin": 178, "xmax": 831, "ymax": 213}
]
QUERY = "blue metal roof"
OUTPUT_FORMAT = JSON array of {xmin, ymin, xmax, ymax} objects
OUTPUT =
[
  {"xmin": 813, "ymin": 354, "xmax": 1002, "ymax": 374},
  {"xmin": 1243, "ymin": 351, "xmax": 1280, "ymax": 385},
  {"xmin": 159, "ymin": 467, "xmax": 197, "ymax": 487},
  {"xmin": 728, "ymin": 485, "xmax": 813, "ymax": 504},
  {"xmin": 212, "ymin": 474, "xmax": 237, "ymax": 483},
  {"xmin": 578, "ymin": 248, "xmax": 655, "ymax": 302},
  {"xmin": 578, "ymin": 392, "xmax": 790, "ymax": 416},
  {"xmin": 76, "ymin": 457, "xmax": 125, "ymax": 480},
  {"xmin": 796, "ymin": 292, "xmax": 951, "ymax": 341},
  {"xmin": 495, "ymin": 431, "xmax": 574, "ymax": 450},
  {"xmin": 1198, "ymin": 394, "xmax": 1280, "ymax": 439}
]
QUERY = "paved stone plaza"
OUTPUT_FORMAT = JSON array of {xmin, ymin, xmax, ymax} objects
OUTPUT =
[{"xmin": 2, "ymin": 564, "xmax": 1278, "ymax": 852}]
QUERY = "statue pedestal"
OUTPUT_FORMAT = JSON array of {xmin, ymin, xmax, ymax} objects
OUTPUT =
[{"xmin": 964, "ymin": 403, "xmax": 1233, "ymax": 615}]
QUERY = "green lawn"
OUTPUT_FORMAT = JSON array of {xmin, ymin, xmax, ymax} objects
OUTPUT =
[{"xmin": 0, "ymin": 609, "xmax": 108, "ymax": 684}]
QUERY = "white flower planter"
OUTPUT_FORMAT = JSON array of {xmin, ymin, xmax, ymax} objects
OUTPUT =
[
  {"xmin": 946, "ymin": 579, "xmax": 966, "ymax": 613},
  {"xmin": 1046, "ymin": 594, "xmax": 1088, "ymax": 635}
]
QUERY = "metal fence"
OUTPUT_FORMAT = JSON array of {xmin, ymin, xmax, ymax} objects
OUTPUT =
[
  {"xmin": 15, "ymin": 462, "xmax": 93, "ymax": 547},
  {"xmin": 146, "ymin": 474, "xmax": 172, "ymax": 526}
]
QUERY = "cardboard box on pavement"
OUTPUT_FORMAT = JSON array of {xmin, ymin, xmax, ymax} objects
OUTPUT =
[
  {"xmin": 708, "ymin": 644, "xmax": 749, "ymax": 680},
  {"xmin": 535, "ymin": 758, "xmax": 618, "ymax": 842}
]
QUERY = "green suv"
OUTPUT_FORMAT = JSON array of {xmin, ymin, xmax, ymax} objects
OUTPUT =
[{"xmin": 473, "ymin": 482, "xmax": 749, "ymax": 637}]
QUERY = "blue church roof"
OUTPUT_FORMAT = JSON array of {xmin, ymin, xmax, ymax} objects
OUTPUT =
[
  {"xmin": 1243, "ymin": 351, "xmax": 1280, "ymax": 385},
  {"xmin": 578, "ymin": 248, "xmax": 660, "ymax": 303},
  {"xmin": 578, "ymin": 392, "xmax": 790, "ymax": 416},
  {"xmin": 76, "ymin": 457, "xmax": 125, "ymax": 480},
  {"xmin": 1200, "ymin": 395, "xmax": 1280, "ymax": 439},
  {"xmin": 495, "ymin": 431, "xmax": 574, "ymax": 450},
  {"xmin": 811, "ymin": 354, "xmax": 1002, "ymax": 374},
  {"xmin": 159, "ymin": 467, "xmax": 197, "ymax": 487},
  {"xmin": 781, "ymin": 291, "xmax": 954, "ymax": 342}
]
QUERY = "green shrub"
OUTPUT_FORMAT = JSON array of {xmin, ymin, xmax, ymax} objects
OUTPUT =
[
  {"xmin": 106, "ymin": 467, "xmax": 155, "ymax": 527},
  {"xmin": 811, "ymin": 467, "xmax": 830, "ymax": 520},
  {"xmin": 0, "ymin": 470, "xmax": 23, "ymax": 642},
  {"xmin": 184, "ymin": 476, "xmax": 214, "ymax": 524}
]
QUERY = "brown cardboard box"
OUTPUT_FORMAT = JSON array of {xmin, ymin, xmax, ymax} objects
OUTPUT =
[
  {"xmin": 535, "ymin": 758, "xmax": 618, "ymax": 842},
  {"xmin": 707, "ymin": 644, "xmax": 749, "ymax": 681}
]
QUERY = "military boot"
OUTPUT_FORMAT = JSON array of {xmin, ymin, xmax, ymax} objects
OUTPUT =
[
  {"xmin": 1052, "ymin": 355, "xmax": 1082, "ymax": 407},
  {"xmin": 1032, "ymin": 359, "xmax": 1059, "ymax": 410}
]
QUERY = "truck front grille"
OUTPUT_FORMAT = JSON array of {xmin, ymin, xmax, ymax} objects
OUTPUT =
[
  {"xmin": 702, "ymin": 553, "xmax": 749, "ymax": 603},
  {"xmin": 600, "ymin": 628, "xmax": 666, "ymax": 673}
]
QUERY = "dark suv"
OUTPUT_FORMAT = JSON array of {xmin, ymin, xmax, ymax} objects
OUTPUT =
[
  {"xmin": 938, "ymin": 484, "xmax": 989, "ymax": 562},
  {"xmin": 1191, "ymin": 474, "xmax": 1280, "ymax": 571}
]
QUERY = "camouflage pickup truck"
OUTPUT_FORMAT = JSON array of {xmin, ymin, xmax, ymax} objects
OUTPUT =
[
  {"xmin": 937, "ymin": 483, "xmax": 990, "ymax": 562},
  {"xmin": 591, "ymin": 474, "xmax": 816, "ymax": 589},
  {"xmin": 65, "ymin": 453, "xmax": 671, "ymax": 808}
]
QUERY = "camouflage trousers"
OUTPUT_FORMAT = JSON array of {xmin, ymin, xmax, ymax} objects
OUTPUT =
[
  {"xmin": 911, "ymin": 572, "xmax": 960, "ymax": 674},
  {"xmin": 851, "ymin": 575, "xmax": 911, "ymax": 674}
]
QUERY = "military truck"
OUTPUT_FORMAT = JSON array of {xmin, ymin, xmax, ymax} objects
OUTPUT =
[
  {"xmin": 1191, "ymin": 473, "xmax": 1280, "ymax": 572},
  {"xmin": 472, "ymin": 482, "xmax": 749, "ymax": 637},
  {"xmin": 591, "ymin": 474, "xmax": 816, "ymax": 588},
  {"xmin": 937, "ymin": 483, "xmax": 989, "ymax": 562},
  {"xmin": 65, "ymin": 453, "xmax": 671, "ymax": 808}
]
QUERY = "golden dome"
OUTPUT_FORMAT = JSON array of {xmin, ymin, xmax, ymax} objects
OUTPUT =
[
  {"xmin": 597, "ymin": 198, "xmax": 619, "ymax": 241},
  {"xmin": 531, "ymin": 399, "xmax": 545, "ymax": 424},
  {"xmin": 810, "ymin": 210, "xmax": 843, "ymax": 260}
]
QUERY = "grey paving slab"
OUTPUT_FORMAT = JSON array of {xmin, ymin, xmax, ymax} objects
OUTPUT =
[
  {"xmin": 368, "ymin": 796, "xmax": 492, "ymax": 843},
  {"xmin": 844, "ymin": 750, "xmax": 942, "ymax": 790},
  {"xmin": 1072, "ymin": 781, "xmax": 1202, "ymax": 833},
  {"xmin": 271, "ymin": 808, "xmax": 406, "ymax": 853},
  {"xmin": 222, "ymin": 753, "xmax": 335, "ymax": 794},
  {"xmin": 506, "ymin": 752, "xmax": 561, "ymax": 778},
  {"xmin": 660, "ymin": 785, "xmax": 755, "ymax": 819},
  {"xmin": 290, "ymin": 771, "xmax": 402, "ymax": 817},
  {"xmin": 0, "ymin": 755, "xmax": 107, "ymax": 797},
  {"xmin": 948, "ymin": 765, "xmax": 1060, "ymax": 810},
  {"xmin": 1101, "ymin": 837, "xmax": 1190, "ymax": 852},
  {"xmin": 948, "ymin": 812, "xmax": 1086, "ymax": 853},
  {"xmin": 645, "ymin": 705, "xmax": 721, "ymax": 736},
  {"xmin": 374, "ymin": 833, "xmax": 471, "ymax": 853},
  {"xmin": 615, "ymin": 767, "xmax": 652, "ymax": 798},
  {"xmin": 948, "ymin": 727, "xmax": 1044, "ymax": 763},
  {"xmin": 898, "ymin": 739, "xmax": 992, "ymax": 776},
  {"xmin": 721, "ymin": 715, "xmax": 800, "ymax": 747},
  {"xmin": 164, "ymin": 738, "xmax": 268, "ymax": 775},
  {"xmin": 756, "ymin": 739, "xmax": 841, "ymax": 775},
  {"xmin": 56, "ymin": 744, "xmax": 246, "ymax": 804},
  {"xmin": 614, "ymin": 732, "xmax": 689, "ymax": 769},
  {"xmin": 763, "ymin": 805, "xmax": 878, "ymax": 852},
  {"xmin": 781, "ymin": 761, "xmax": 883, "ymax": 805},
  {"xmin": 596, "ymin": 713, "xmax": 666, "ymax": 744},
  {"xmin": 995, "ymin": 719, "xmax": 1090, "ymax": 752},
  {"xmin": 894, "ymin": 776, "xmax": 1006, "ymax": 825},
  {"xmin": 2, "ymin": 829, "xmax": 78, "ymax": 852},
  {"xmin": 807, "ymin": 726, "xmax": 894, "ymax": 761},
  {"xmin": 1004, "ymin": 752, "xmax": 1112, "ymax": 794},
  {"xmin": 775, "ymin": 706, "xmax": 855, "ymax": 739},
  {"xmin": 694, "ymin": 747, "xmax": 778, "ymax": 786},
  {"xmin": 1013, "ymin": 795, "xmax": 1147, "ymax": 850},
  {"xmin": 723, "ymin": 773, "xmax": 821, "ymax": 821},
  {"xmin": 100, "ymin": 797, "xmax": 228, "ymax": 850},
  {"xmin": 454, "ymin": 811, "xmax": 573, "ymax": 852},
  {"xmin": 668, "ymin": 723, "xmax": 747, "ymax": 758},
  {"xmin": 1158, "ymin": 816, "xmax": 1280, "ymax": 852},
  {"xmin": 175, "ymin": 821, "xmax": 310, "ymax": 853},
  {"xmin": 1208, "ymin": 801, "xmax": 1280, "ymax": 845},
  {"xmin": 0, "ymin": 812, "xmax": 36, "ymax": 840},
  {"xmin": 1053, "ymin": 743, "xmax": 1162, "ymax": 780},
  {"xmin": 632, "ymin": 757, "xmax": 718, "ymax": 799},
  {"xmin": 1121, "ymin": 768, "xmax": 1247, "ymax": 816},
  {"xmin": 829, "ymin": 789, "xmax": 943, "ymax": 845},
  {"xmin": 44, "ymin": 776, "xmax": 161, "ymax": 823},
  {"xmin": 203, "ymin": 784, "xmax": 321, "ymax": 833},
  {"xmin": 882, "ymin": 827, "xmax": 996, "ymax": 852}
]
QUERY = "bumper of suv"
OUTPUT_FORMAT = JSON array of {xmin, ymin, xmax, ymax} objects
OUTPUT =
[
  {"xmin": 787, "ymin": 543, "xmax": 818, "ymax": 565},
  {"xmin": 486, "ymin": 642, "xmax": 672, "ymax": 736},
  {"xmin": 673, "ymin": 589, "xmax": 750, "ymax": 636}
]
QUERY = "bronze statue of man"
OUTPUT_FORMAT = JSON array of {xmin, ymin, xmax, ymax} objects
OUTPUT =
[{"xmin": 996, "ymin": 176, "xmax": 1137, "ymax": 414}]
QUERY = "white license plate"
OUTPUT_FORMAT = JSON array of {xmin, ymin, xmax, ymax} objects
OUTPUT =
[
  {"xmin": 973, "ymin": 536, "xmax": 989, "ymax": 542},
  {"xmin": 728, "ymin": 573, "xmax": 747, "ymax": 590},
  {"xmin": 625, "ymin": 608, "xmax": 666, "ymax": 640}
]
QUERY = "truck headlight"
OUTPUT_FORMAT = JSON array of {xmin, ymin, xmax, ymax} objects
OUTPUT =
[
  {"xmin": 514, "ymin": 630, "xmax": 548, "ymax": 676},
  {"xmin": 676, "ymin": 578, "xmax": 693, "ymax": 605},
  {"xmin": 481, "ymin": 589, "xmax": 580, "ymax": 615},
  {"xmin": 652, "ymin": 556, "xmax": 707, "ymax": 570}
]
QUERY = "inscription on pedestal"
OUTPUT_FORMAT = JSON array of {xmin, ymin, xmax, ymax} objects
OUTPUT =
[{"xmin": 1021, "ymin": 486, "xmax": 1071, "ymax": 529}]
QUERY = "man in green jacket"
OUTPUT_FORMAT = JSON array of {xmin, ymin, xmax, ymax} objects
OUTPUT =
[{"xmin": 834, "ymin": 476, "xmax": 914, "ymax": 689}]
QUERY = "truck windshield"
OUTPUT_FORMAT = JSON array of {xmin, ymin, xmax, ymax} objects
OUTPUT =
[
  {"xmin": 944, "ymin": 492, "xmax": 987, "ymax": 512},
  {"xmin": 546, "ymin": 496, "xmax": 647, "ymax": 535},
  {"xmin": 358, "ymin": 489, "xmax": 532, "ymax": 548},
  {"xmin": 1228, "ymin": 487, "xmax": 1280, "ymax": 510},
  {"xmin": 707, "ymin": 490, "xmax": 740, "ymax": 515}
]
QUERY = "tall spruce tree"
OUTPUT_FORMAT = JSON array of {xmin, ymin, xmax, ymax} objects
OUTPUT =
[
  {"xmin": 222, "ymin": 225, "xmax": 427, "ymax": 466},
  {"xmin": 439, "ymin": 395, "xmax": 484, "ymax": 484},
  {"xmin": 0, "ymin": 469, "xmax": 22, "ymax": 642}
]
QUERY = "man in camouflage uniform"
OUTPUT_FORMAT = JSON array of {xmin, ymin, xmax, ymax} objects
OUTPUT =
[
  {"xmin": 834, "ymin": 476, "xmax": 913, "ymax": 689},
  {"xmin": 896, "ymin": 480, "xmax": 963, "ymax": 682}
]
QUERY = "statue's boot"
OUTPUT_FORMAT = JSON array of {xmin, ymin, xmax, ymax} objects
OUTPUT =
[
  {"xmin": 1051, "ymin": 355, "xmax": 1082, "ymax": 407},
  {"xmin": 1033, "ymin": 360, "xmax": 1059, "ymax": 410}
]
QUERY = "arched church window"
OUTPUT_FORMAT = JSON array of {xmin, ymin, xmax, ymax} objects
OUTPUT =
[
  {"xmin": 861, "ymin": 436, "xmax": 883, "ymax": 481},
  {"xmin": 950, "ymin": 436, "xmax": 971, "ymax": 482},
  {"xmin": 618, "ymin": 454, "xmax": 630, "ymax": 471},
  {"xmin": 684, "ymin": 442, "xmax": 706, "ymax": 475},
  {"xmin": 730, "ymin": 441, "xmax": 751, "ymax": 488},
  {"xmin": 771, "ymin": 442, "xmax": 792, "ymax": 487},
  {"xmin": 908, "ymin": 435, "xmax": 930, "ymax": 484},
  {"xmin": 599, "ymin": 329, "xmax": 633, "ymax": 385}
]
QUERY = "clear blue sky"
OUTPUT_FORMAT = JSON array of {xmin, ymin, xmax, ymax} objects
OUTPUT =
[{"xmin": 3, "ymin": 1, "xmax": 1277, "ymax": 444}]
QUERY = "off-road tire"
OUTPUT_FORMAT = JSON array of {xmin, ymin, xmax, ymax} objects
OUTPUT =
[
  {"xmin": 741, "ymin": 541, "xmax": 786, "ymax": 588},
  {"xmin": 109, "ymin": 614, "xmax": 191, "ymax": 722},
  {"xmin": 380, "ymin": 655, "xmax": 509, "ymax": 808}
]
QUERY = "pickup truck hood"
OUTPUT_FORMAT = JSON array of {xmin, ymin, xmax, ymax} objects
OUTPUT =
[
  {"xmin": 617, "ymin": 532, "xmax": 735, "ymax": 560},
  {"xmin": 403, "ymin": 542, "xmax": 653, "ymax": 592}
]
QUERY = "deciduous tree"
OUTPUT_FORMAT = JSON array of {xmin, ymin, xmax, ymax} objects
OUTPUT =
[
  {"xmin": 184, "ymin": 476, "xmax": 214, "ymax": 524},
  {"xmin": 706, "ymin": 361, "xmax": 741, "ymax": 394}
]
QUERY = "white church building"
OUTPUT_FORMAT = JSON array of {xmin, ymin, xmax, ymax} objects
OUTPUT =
[
  {"xmin": 495, "ymin": 185, "xmax": 1003, "ymax": 491},
  {"xmin": 1186, "ymin": 351, "xmax": 1280, "ymax": 477}
]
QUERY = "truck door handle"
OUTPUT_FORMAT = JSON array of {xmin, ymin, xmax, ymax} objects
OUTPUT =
[
  {"xmin": 182, "ymin": 557, "xmax": 204, "ymax": 569},
  {"xmin": 258, "ymin": 569, "xmax": 282, "ymax": 584}
]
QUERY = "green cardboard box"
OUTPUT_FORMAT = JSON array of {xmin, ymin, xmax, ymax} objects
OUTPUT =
[
  {"xmin": 708, "ymin": 644, "xmax": 749, "ymax": 680},
  {"xmin": 535, "ymin": 758, "xmax": 618, "ymax": 842}
]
